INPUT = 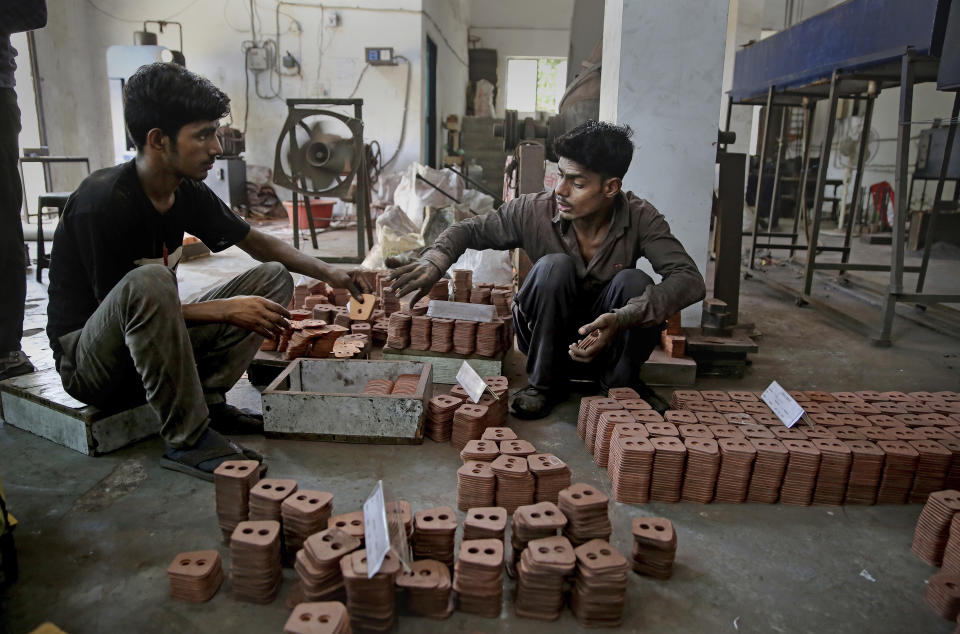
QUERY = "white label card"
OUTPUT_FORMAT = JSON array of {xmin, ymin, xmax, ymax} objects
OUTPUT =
[
  {"xmin": 761, "ymin": 380, "xmax": 805, "ymax": 428},
  {"xmin": 362, "ymin": 480, "xmax": 390, "ymax": 578},
  {"xmin": 456, "ymin": 360, "xmax": 490, "ymax": 403}
]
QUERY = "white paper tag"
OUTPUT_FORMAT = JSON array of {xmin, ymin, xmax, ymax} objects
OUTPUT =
[
  {"xmin": 456, "ymin": 361, "xmax": 488, "ymax": 403},
  {"xmin": 761, "ymin": 380, "xmax": 805, "ymax": 428},
  {"xmin": 362, "ymin": 480, "xmax": 390, "ymax": 578}
]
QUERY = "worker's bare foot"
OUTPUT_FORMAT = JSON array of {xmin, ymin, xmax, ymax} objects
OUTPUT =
[
  {"xmin": 0, "ymin": 350, "xmax": 35, "ymax": 381},
  {"xmin": 160, "ymin": 428, "xmax": 263, "ymax": 482}
]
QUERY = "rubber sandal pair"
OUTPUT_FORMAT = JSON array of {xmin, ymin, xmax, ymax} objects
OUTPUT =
[{"xmin": 160, "ymin": 428, "xmax": 265, "ymax": 482}]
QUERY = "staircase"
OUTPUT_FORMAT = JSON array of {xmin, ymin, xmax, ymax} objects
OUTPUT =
[{"xmin": 460, "ymin": 116, "xmax": 508, "ymax": 200}]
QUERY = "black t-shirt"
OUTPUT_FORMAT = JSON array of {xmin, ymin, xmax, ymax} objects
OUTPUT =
[{"xmin": 46, "ymin": 160, "xmax": 250, "ymax": 360}]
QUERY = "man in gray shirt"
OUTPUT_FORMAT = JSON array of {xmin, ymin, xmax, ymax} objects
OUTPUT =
[
  {"xmin": 0, "ymin": 1, "xmax": 46, "ymax": 381},
  {"xmin": 388, "ymin": 121, "xmax": 705, "ymax": 419}
]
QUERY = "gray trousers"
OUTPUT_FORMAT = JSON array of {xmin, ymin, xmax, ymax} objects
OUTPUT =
[
  {"xmin": 513, "ymin": 253, "xmax": 663, "ymax": 391},
  {"xmin": 58, "ymin": 262, "xmax": 293, "ymax": 448}
]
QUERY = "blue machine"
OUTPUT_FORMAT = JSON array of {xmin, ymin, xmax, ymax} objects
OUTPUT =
[{"xmin": 731, "ymin": 0, "xmax": 951, "ymax": 103}]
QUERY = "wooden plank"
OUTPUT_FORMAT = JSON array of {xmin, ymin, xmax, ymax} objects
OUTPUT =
[
  {"xmin": 426, "ymin": 300, "xmax": 497, "ymax": 322},
  {"xmin": 639, "ymin": 348, "xmax": 697, "ymax": 387}
]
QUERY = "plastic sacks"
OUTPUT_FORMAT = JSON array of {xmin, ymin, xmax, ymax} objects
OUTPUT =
[{"xmin": 394, "ymin": 163, "xmax": 464, "ymax": 228}]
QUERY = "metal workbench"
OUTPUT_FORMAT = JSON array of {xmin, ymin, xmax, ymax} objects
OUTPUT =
[{"xmin": 727, "ymin": 0, "xmax": 959, "ymax": 345}]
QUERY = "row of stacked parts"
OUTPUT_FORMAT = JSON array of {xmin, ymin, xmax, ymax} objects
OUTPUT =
[
  {"xmin": 268, "ymin": 270, "xmax": 515, "ymax": 361},
  {"xmin": 912, "ymin": 489, "xmax": 960, "ymax": 625},
  {"xmin": 172, "ymin": 457, "xmax": 682, "ymax": 629},
  {"xmin": 581, "ymin": 387, "xmax": 960, "ymax": 506}
]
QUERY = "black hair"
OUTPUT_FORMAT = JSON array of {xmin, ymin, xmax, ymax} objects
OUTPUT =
[
  {"xmin": 552, "ymin": 120, "xmax": 634, "ymax": 179},
  {"xmin": 123, "ymin": 62, "xmax": 230, "ymax": 150}
]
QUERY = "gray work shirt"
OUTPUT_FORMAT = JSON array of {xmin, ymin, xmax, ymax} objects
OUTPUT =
[{"xmin": 420, "ymin": 190, "xmax": 706, "ymax": 329}]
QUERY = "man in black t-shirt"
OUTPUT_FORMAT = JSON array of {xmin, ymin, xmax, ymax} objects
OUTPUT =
[{"xmin": 47, "ymin": 63, "xmax": 362, "ymax": 480}]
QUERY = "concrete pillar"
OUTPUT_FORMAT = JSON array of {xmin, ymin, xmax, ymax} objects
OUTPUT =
[
  {"xmin": 600, "ymin": 0, "xmax": 729, "ymax": 326},
  {"xmin": 720, "ymin": 0, "xmax": 764, "ymax": 156}
]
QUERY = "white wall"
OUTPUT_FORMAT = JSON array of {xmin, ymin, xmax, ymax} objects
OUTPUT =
[
  {"xmin": 468, "ymin": 0, "xmax": 573, "ymax": 117},
  {"xmin": 602, "ymin": 0, "xmax": 729, "ymax": 326},
  {"xmin": 719, "ymin": 0, "xmax": 763, "ymax": 156},
  {"xmin": 567, "ymin": 0, "xmax": 604, "ymax": 85},
  {"xmin": 18, "ymin": 0, "xmax": 470, "ymax": 196}
]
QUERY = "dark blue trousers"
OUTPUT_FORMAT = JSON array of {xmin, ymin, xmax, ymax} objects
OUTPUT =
[{"xmin": 513, "ymin": 253, "xmax": 663, "ymax": 391}]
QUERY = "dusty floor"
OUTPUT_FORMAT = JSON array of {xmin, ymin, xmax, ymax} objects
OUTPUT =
[{"xmin": 2, "ymin": 220, "xmax": 960, "ymax": 633}]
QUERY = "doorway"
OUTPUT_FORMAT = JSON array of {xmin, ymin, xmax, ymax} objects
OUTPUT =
[{"xmin": 425, "ymin": 36, "xmax": 437, "ymax": 168}]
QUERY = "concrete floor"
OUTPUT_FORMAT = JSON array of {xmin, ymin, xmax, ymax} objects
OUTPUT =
[{"xmin": 3, "ymin": 220, "xmax": 960, "ymax": 633}]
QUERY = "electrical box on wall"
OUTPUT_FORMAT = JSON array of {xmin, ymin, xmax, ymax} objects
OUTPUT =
[
  {"xmin": 325, "ymin": 11, "xmax": 341, "ymax": 27},
  {"xmin": 247, "ymin": 46, "xmax": 269, "ymax": 70},
  {"xmin": 365, "ymin": 47, "xmax": 397, "ymax": 66}
]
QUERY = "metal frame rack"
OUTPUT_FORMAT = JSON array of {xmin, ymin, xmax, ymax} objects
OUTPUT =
[{"xmin": 728, "ymin": 0, "xmax": 958, "ymax": 346}]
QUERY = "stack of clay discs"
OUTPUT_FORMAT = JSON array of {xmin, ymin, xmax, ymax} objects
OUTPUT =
[
  {"xmin": 385, "ymin": 312, "xmax": 411, "ymax": 349},
  {"xmin": 428, "ymin": 279, "xmax": 450, "ymax": 300},
  {"xmin": 942, "ymin": 438, "xmax": 960, "ymax": 489},
  {"xmin": 714, "ymin": 438, "xmax": 757, "ymax": 503},
  {"xmin": 577, "ymin": 396, "xmax": 606, "ymax": 440},
  {"xmin": 333, "ymin": 311, "xmax": 352, "ymax": 329},
  {"xmin": 331, "ymin": 288, "xmax": 350, "ymax": 306},
  {"xmin": 469, "ymin": 286, "xmax": 492, "ymax": 304},
  {"xmin": 876, "ymin": 441, "xmax": 920, "ymax": 503},
  {"xmin": 388, "ymin": 500, "xmax": 413, "ymax": 541},
  {"xmin": 665, "ymin": 410, "xmax": 698, "ymax": 425},
  {"xmin": 711, "ymin": 425, "xmax": 746, "ymax": 440},
  {"xmin": 482, "ymin": 426, "xmax": 516, "ymax": 442},
  {"xmin": 608, "ymin": 436, "xmax": 655, "ymax": 504},
  {"xmin": 362, "ymin": 379, "xmax": 394, "ymax": 395},
  {"xmin": 594, "ymin": 410, "xmax": 638, "ymax": 467},
  {"xmin": 610, "ymin": 422, "xmax": 648, "ymax": 445},
  {"xmin": 483, "ymin": 376, "xmax": 508, "ymax": 398},
  {"xmin": 670, "ymin": 390, "xmax": 702, "ymax": 409},
  {"xmin": 340, "ymin": 549, "xmax": 400, "ymax": 632},
  {"xmin": 491, "ymin": 454, "xmax": 536, "ymax": 512},
  {"xmin": 909, "ymin": 440, "xmax": 952, "ymax": 503},
  {"xmin": 746, "ymin": 438, "xmax": 789, "ymax": 503},
  {"xmin": 607, "ymin": 386, "xmax": 640, "ymax": 401},
  {"xmin": 396, "ymin": 559, "xmax": 453, "ymax": 619},
  {"xmin": 646, "ymin": 421, "xmax": 679, "ymax": 438},
  {"xmin": 779, "ymin": 440, "xmax": 821, "ymax": 506},
  {"xmin": 413, "ymin": 506, "xmax": 458, "ymax": 565},
  {"xmin": 811, "ymin": 439, "xmax": 852, "ymax": 505},
  {"xmin": 680, "ymin": 437, "xmax": 720, "ymax": 503},
  {"xmin": 742, "ymin": 424, "xmax": 776, "ymax": 439},
  {"xmin": 942, "ymin": 515, "xmax": 960, "ymax": 575},
  {"xmin": 569, "ymin": 539, "xmax": 628, "ymax": 628},
  {"xmin": 475, "ymin": 320, "xmax": 502, "ymax": 356},
  {"xmin": 451, "ymin": 403, "xmax": 491, "ymax": 450},
  {"xmin": 912, "ymin": 490, "xmax": 960, "ymax": 565},
  {"xmin": 281, "ymin": 490, "xmax": 334, "ymax": 555},
  {"xmin": 771, "ymin": 427, "xmax": 808, "ymax": 442},
  {"xmin": 249, "ymin": 479, "xmax": 298, "ymax": 522},
  {"xmin": 491, "ymin": 289, "xmax": 511, "ymax": 317},
  {"xmin": 409, "ymin": 316, "xmax": 432, "ymax": 351},
  {"xmin": 329, "ymin": 511, "xmax": 366, "ymax": 545},
  {"xmin": 677, "ymin": 423, "xmax": 712, "ymax": 439},
  {"xmin": 649, "ymin": 437, "xmax": 687, "ymax": 503},
  {"xmin": 295, "ymin": 528, "xmax": 361, "ymax": 602},
  {"xmin": 452, "ymin": 270, "xmax": 472, "ymax": 302},
  {"xmin": 350, "ymin": 321, "xmax": 371, "ymax": 339},
  {"xmin": 477, "ymin": 391, "xmax": 508, "ymax": 426},
  {"xmin": 380, "ymin": 289, "xmax": 399, "ymax": 315},
  {"xmin": 528, "ymin": 454, "xmax": 572, "ymax": 504},
  {"xmin": 412, "ymin": 296, "xmax": 431, "ymax": 316},
  {"xmin": 582, "ymin": 398, "xmax": 623, "ymax": 452},
  {"xmin": 510, "ymin": 501, "xmax": 568, "ymax": 570},
  {"xmin": 925, "ymin": 572, "xmax": 960, "ymax": 620},
  {"xmin": 311, "ymin": 304, "xmax": 335, "ymax": 322},
  {"xmin": 462, "ymin": 506, "xmax": 507, "ymax": 541},
  {"xmin": 631, "ymin": 517, "xmax": 677, "ymax": 579},
  {"xmin": 460, "ymin": 439, "xmax": 500, "ymax": 462},
  {"xmin": 453, "ymin": 320, "xmax": 477, "ymax": 355},
  {"xmin": 843, "ymin": 440, "xmax": 885, "ymax": 504},
  {"xmin": 514, "ymin": 535, "xmax": 576, "ymax": 620},
  {"xmin": 370, "ymin": 319, "xmax": 389, "ymax": 345},
  {"xmin": 833, "ymin": 426, "xmax": 866, "ymax": 441},
  {"xmin": 457, "ymin": 461, "xmax": 496, "ymax": 510},
  {"xmin": 453, "ymin": 539, "xmax": 504, "ymax": 617},
  {"xmin": 167, "ymin": 550, "xmax": 223, "ymax": 602},
  {"xmin": 558, "ymin": 483, "xmax": 611, "ymax": 546},
  {"xmin": 425, "ymin": 394, "xmax": 463, "ymax": 442},
  {"xmin": 390, "ymin": 374, "xmax": 420, "ymax": 396},
  {"xmin": 214, "ymin": 460, "xmax": 261, "ymax": 541},
  {"xmin": 230, "ymin": 520, "xmax": 283, "ymax": 603},
  {"xmin": 429, "ymin": 318, "xmax": 454, "ymax": 352},
  {"xmin": 500, "ymin": 439, "xmax": 537, "ymax": 458},
  {"xmin": 283, "ymin": 601, "xmax": 351, "ymax": 634}
]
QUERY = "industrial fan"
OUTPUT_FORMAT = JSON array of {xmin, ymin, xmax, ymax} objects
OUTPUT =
[{"xmin": 273, "ymin": 99, "xmax": 371, "ymax": 262}]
